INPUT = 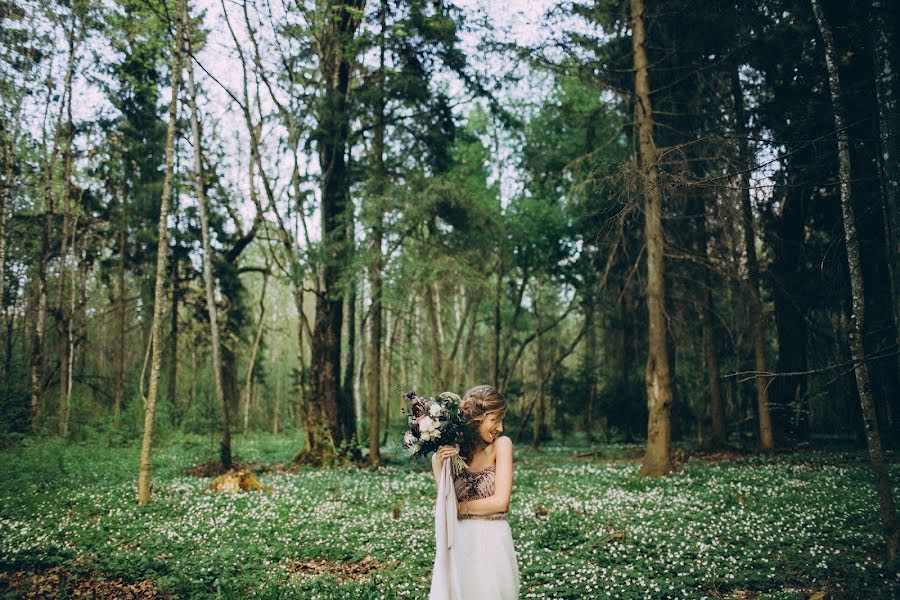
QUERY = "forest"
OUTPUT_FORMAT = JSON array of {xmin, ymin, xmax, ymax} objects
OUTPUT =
[{"xmin": 0, "ymin": 0, "xmax": 898, "ymax": 597}]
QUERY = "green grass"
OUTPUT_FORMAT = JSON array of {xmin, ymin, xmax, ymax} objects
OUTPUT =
[{"xmin": 0, "ymin": 433, "xmax": 897, "ymax": 599}]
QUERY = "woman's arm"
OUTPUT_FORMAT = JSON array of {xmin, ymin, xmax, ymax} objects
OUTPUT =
[
  {"xmin": 433, "ymin": 445, "xmax": 458, "ymax": 483},
  {"xmin": 457, "ymin": 436, "xmax": 513, "ymax": 515}
]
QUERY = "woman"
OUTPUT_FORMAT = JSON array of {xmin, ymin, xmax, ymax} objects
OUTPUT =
[{"xmin": 430, "ymin": 384, "xmax": 520, "ymax": 600}]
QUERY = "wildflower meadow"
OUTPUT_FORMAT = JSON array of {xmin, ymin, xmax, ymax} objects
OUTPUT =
[{"xmin": 0, "ymin": 433, "xmax": 896, "ymax": 599}]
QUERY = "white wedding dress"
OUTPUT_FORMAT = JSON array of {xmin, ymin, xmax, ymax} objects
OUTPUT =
[{"xmin": 430, "ymin": 455, "xmax": 520, "ymax": 600}]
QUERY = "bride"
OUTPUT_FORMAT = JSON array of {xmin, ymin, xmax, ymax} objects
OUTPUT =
[{"xmin": 430, "ymin": 385, "xmax": 520, "ymax": 600}]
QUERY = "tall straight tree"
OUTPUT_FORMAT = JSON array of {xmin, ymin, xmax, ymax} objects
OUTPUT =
[
  {"xmin": 138, "ymin": 0, "xmax": 183, "ymax": 505},
  {"xmin": 731, "ymin": 69, "xmax": 774, "ymax": 450},
  {"xmin": 303, "ymin": 0, "xmax": 365, "ymax": 460},
  {"xmin": 365, "ymin": 0, "xmax": 387, "ymax": 466},
  {"xmin": 184, "ymin": 4, "xmax": 231, "ymax": 470},
  {"xmin": 812, "ymin": 0, "xmax": 898, "ymax": 558},
  {"xmin": 631, "ymin": 0, "xmax": 673, "ymax": 476}
]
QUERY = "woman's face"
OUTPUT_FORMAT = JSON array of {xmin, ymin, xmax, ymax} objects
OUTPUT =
[{"xmin": 477, "ymin": 411, "xmax": 505, "ymax": 445}]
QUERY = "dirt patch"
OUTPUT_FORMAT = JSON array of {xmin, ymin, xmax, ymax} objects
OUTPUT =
[
  {"xmin": 185, "ymin": 459, "xmax": 282, "ymax": 477},
  {"xmin": 712, "ymin": 583, "xmax": 840, "ymax": 599},
  {"xmin": 284, "ymin": 555, "xmax": 395, "ymax": 583},
  {"xmin": 0, "ymin": 567, "xmax": 170, "ymax": 599},
  {"xmin": 690, "ymin": 449, "xmax": 750, "ymax": 462}
]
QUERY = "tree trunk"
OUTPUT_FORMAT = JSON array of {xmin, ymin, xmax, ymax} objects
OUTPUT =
[
  {"xmin": 424, "ymin": 281, "xmax": 444, "ymax": 389},
  {"xmin": 243, "ymin": 274, "xmax": 267, "ymax": 434},
  {"xmin": 584, "ymin": 295, "xmax": 597, "ymax": 435},
  {"xmin": 295, "ymin": 287, "xmax": 310, "ymax": 444},
  {"xmin": 813, "ymin": 0, "xmax": 899, "ymax": 559},
  {"xmin": 343, "ymin": 276, "xmax": 358, "ymax": 431},
  {"xmin": 273, "ymin": 372, "xmax": 281, "ymax": 435},
  {"xmin": 30, "ymin": 223, "xmax": 47, "ymax": 433},
  {"xmin": 138, "ymin": 4, "xmax": 183, "ymax": 504},
  {"xmin": 303, "ymin": 0, "xmax": 364, "ymax": 461},
  {"xmin": 382, "ymin": 307, "xmax": 399, "ymax": 446},
  {"xmin": 168, "ymin": 236, "xmax": 179, "ymax": 412},
  {"xmin": 771, "ymin": 177, "xmax": 808, "ymax": 444},
  {"xmin": 491, "ymin": 249, "xmax": 503, "ymax": 389},
  {"xmin": 0, "ymin": 142, "xmax": 12, "ymax": 328},
  {"xmin": 364, "ymin": 0, "xmax": 387, "ymax": 466},
  {"xmin": 731, "ymin": 69, "xmax": 774, "ymax": 449},
  {"xmin": 113, "ymin": 200, "xmax": 126, "ymax": 425},
  {"xmin": 31, "ymin": 26, "xmax": 77, "ymax": 434},
  {"xmin": 632, "ymin": 0, "xmax": 673, "ymax": 476},
  {"xmin": 185, "ymin": 24, "xmax": 231, "ymax": 470},
  {"xmin": 55, "ymin": 34, "xmax": 76, "ymax": 438},
  {"xmin": 699, "ymin": 201, "xmax": 726, "ymax": 447},
  {"xmin": 871, "ymin": 0, "xmax": 900, "ymax": 385},
  {"xmin": 531, "ymin": 286, "xmax": 545, "ymax": 447}
]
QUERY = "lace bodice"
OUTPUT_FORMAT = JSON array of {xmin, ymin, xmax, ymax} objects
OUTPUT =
[{"xmin": 455, "ymin": 464, "xmax": 507, "ymax": 521}]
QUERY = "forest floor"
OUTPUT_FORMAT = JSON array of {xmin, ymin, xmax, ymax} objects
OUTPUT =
[{"xmin": 0, "ymin": 433, "xmax": 897, "ymax": 599}]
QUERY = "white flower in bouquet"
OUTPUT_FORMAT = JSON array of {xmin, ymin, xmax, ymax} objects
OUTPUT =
[
  {"xmin": 403, "ymin": 430, "xmax": 416, "ymax": 448},
  {"xmin": 429, "ymin": 402, "xmax": 443, "ymax": 417},
  {"xmin": 420, "ymin": 429, "xmax": 432, "ymax": 441},
  {"xmin": 419, "ymin": 416, "xmax": 435, "ymax": 432}
]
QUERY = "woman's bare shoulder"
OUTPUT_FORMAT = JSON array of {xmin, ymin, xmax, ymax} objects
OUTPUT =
[{"xmin": 494, "ymin": 436, "xmax": 513, "ymax": 451}]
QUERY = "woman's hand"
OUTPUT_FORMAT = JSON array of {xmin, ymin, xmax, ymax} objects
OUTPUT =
[
  {"xmin": 432, "ymin": 445, "xmax": 458, "ymax": 483},
  {"xmin": 435, "ymin": 445, "xmax": 458, "ymax": 467}
]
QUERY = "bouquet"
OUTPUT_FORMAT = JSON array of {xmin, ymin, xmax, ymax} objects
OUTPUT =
[{"xmin": 401, "ymin": 389, "xmax": 469, "ymax": 476}]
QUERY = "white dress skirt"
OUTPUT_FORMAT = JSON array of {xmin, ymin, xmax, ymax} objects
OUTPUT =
[{"xmin": 430, "ymin": 458, "xmax": 520, "ymax": 600}]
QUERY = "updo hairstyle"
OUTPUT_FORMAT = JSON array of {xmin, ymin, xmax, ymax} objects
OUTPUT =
[{"xmin": 457, "ymin": 385, "xmax": 508, "ymax": 463}]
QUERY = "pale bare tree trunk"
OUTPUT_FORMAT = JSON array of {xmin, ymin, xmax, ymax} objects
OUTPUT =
[
  {"xmin": 138, "ymin": 4, "xmax": 183, "ymax": 505},
  {"xmin": 425, "ymin": 281, "xmax": 444, "ymax": 389},
  {"xmin": 168, "ymin": 222, "xmax": 179, "ymax": 413},
  {"xmin": 113, "ymin": 201, "xmax": 126, "ymax": 426},
  {"xmin": 184, "ymin": 18, "xmax": 231, "ymax": 470},
  {"xmin": 632, "ymin": 0, "xmax": 673, "ymax": 476},
  {"xmin": 731, "ymin": 69, "xmax": 774, "ymax": 449},
  {"xmin": 61, "ymin": 215, "xmax": 81, "ymax": 437},
  {"xmin": 381, "ymin": 307, "xmax": 398, "ymax": 446},
  {"xmin": 244, "ymin": 274, "xmax": 267, "ymax": 434},
  {"xmin": 813, "ymin": 0, "xmax": 898, "ymax": 558},
  {"xmin": 532, "ymin": 285, "xmax": 545, "ymax": 447},
  {"xmin": 461, "ymin": 294, "xmax": 478, "ymax": 391},
  {"xmin": 53, "ymin": 20, "xmax": 80, "ymax": 438},
  {"xmin": 491, "ymin": 250, "xmax": 503, "ymax": 389},
  {"xmin": 55, "ymin": 80, "xmax": 75, "ymax": 438},
  {"xmin": 273, "ymin": 373, "xmax": 281, "ymax": 435}
]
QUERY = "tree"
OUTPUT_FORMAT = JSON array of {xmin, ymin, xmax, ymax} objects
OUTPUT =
[
  {"xmin": 184, "ymin": 4, "xmax": 231, "ymax": 470},
  {"xmin": 811, "ymin": 0, "xmax": 899, "ymax": 559},
  {"xmin": 631, "ymin": 0, "xmax": 673, "ymax": 476},
  {"xmin": 731, "ymin": 68, "xmax": 773, "ymax": 450},
  {"xmin": 138, "ymin": 0, "xmax": 183, "ymax": 505},
  {"xmin": 302, "ymin": 0, "xmax": 366, "ymax": 461}
]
